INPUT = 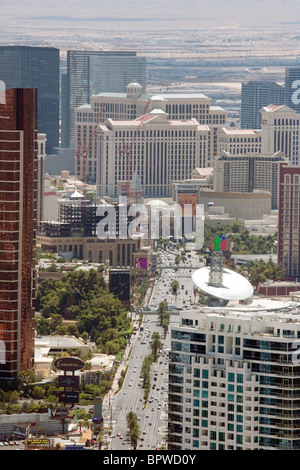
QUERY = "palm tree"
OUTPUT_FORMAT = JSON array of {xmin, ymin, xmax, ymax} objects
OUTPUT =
[
  {"xmin": 150, "ymin": 333, "xmax": 162, "ymax": 362},
  {"xmin": 130, "ymin": 424, "xmax": 140, "ymax": 450},
  {"xmin": 126, "ymin": 412, "xmax": 140, "ymax": 449}
]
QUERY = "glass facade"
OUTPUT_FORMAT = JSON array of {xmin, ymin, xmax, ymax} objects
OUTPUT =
[
  {"xmin": 0, "ymin": 46, "xmax": 59, "ymax": 154},
  {"xmin": 61, "ymin": 50, "xmax": 146, "ymax": 148},
  {"xmin": 0, "ymin": 88, "xmax": 37, "ymax": 379}
]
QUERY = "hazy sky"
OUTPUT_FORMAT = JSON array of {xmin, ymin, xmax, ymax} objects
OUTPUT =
[{"xmin": 1, "ymin": 0, "xmax": 300, "ymax": 28}]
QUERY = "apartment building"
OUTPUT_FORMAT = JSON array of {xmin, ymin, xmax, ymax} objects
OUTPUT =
[
  {"xmin": 168, "ymin": 303, "xmax": 300, "ymax": 450},
  {"xmin": 96, "ymin": 110, "xmax": 209, "ymax": 198},
  {"xmin": 213, "ymin": 150, "xmax": 287, "ymax": 209},
  {"xmin": 261, "ymin": 104, "xmax": 300, "ymax": 166},
  {"xmin": 75, "ymin": 82, "xmax": 227, "ymax": 183}
]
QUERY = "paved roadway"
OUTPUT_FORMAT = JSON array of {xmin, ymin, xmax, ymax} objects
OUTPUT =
[{"xmin": 102, "ymin": 247, "xmax": 204, "ymax": 450}]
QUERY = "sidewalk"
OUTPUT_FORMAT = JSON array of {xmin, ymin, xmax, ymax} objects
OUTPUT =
[
  {"xmin": 102, "ymin": 341, "xmax": 131, "ymax": 406},
  {"xmin": 102, "ymin": 284, "xmax": 152, "ymax": 407}
]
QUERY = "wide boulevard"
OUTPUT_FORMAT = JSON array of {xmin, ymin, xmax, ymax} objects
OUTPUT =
[{"xmin": 102, "ymin": 246, "xmax": 203, "ymax": 450}]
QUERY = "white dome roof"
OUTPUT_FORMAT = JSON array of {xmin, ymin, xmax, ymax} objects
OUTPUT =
[
  {"xmin": 145, "ymin": 199, "xmax": 168, "ymax": 206},
  {"xmin": 127, "ymin": 81, "xmax": 142, "ymax": 88}
]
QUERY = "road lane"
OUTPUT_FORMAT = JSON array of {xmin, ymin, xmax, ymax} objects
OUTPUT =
[{"xmin": 102, "ymin": 247, "xmax": 204, "ymax": 450}]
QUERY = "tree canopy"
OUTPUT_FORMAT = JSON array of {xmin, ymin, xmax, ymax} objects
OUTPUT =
[
  {"xmin": 35, "ymin": 270, "xmax": 131, "ymax": 355},
  {"xmin": 201, "ymin": 222, "xmax": 277, "ymax": 255}
]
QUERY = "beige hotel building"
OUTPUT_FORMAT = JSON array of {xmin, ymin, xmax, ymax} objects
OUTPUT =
[
  {"xmin": 217, "ymin": 128, "xmax": 262, "ymax": 157},
  {"xmin": 96, "ymin": 109, "xmax": 210, "ymax": 199},
  {"xmin": 261, "ymin": 104, "xmax": 300, "ymax": 166},
  {"xmin": 75, "ymin": 81, "xmax": 227, "ymax": 184}
]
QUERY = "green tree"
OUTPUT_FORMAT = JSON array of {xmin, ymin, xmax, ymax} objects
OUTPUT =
[
  {"xmin": 35, "ymin": 271, "xmax": 130, "ymax": 356},
  {"xmin": 31, "ymin": 385, "xmax": 45, "ymax": 400},
  {"xmin": 18, "ymin": 369, "xmax": 36, "ymax": 396},
  {"xmin": 150, "ymin": 332, "xmax": 162, "ymax": 362},
  {"xmin": 171, "ymin": 280, "xmax": 179, "ymax": 295},
  {"xmin": 126, "ymin": 412, "xmax": 140, "ymax": 450}
]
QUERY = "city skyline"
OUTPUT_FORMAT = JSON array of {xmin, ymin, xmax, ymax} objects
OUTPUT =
[{"xmin": 2, "ymin": 0, "xmax": 300, "ymax": 454}]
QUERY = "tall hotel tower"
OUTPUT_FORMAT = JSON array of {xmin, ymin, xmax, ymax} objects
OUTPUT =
[
  {"xmin": 168, "ymin": 251, "xmax": 300, "ymax": 450},
  {"xmin": 0, "ymin": 46, "xmax": 59, "ymax": 154},
  {"xmin": 278, "ymin": 162, "xmax": 300, "ymax": 280},
  {"xmin": 0, "ymin": 88, "xmax": 38, "ymax": 380},
  {"xmin": 61, "ymin": 50, "xmax": 146, "ymax": 149}
]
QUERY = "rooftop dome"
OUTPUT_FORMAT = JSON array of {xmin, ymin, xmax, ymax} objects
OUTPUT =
[
  {"xmin": 145, "ymin": 199, "xmax": 168, "ymax": 206},
  {"xmin": 127, "ymin": 80, "xmax": 143, "ymax": 88}
]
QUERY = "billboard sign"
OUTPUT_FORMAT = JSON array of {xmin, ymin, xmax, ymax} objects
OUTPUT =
[
  {"xmin": 53, "ymin": 357, "xmax": 85, "ymax": 372},
  {"xmin": 27, "ymin": 438, "xmax": 50, "ymax": 448},
  {"xmin": 109, "ymin": 270, "xmax": 131, "ymax": 301},
  {"xmin": 49, "ymin": 408, "xmax": 69, "ymax": 420},
  {"xmin": 59, "ymin": 391, "xmax": 80, "ymax": 404},
  {"xmin": 59, "ymin": 375, "xmax": 80, "ymax": 388},
  {"xmin": 176, "ymin": 184, "xmax": 198, "ymax": 216},
  {"xmin": 134, "ymin": 256, "xmax": 148, "ymax": 270}
]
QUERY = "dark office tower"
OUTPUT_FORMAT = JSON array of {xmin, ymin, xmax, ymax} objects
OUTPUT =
[
  {"xmin": 0, "ymin": 88, "xmax": 38, "ymax": 380},
  {"xmin": 278, "ymin": 163, "xmax": 300, "ymax": 281},
  {"xmin": 285, "ymin": 67, "xmax": 300, "ymax": 113},
  {"xmin": 0, "ymin": 45, "xmax": 59, "ymax": 154},
  {"xmin": 61, "ymin": 50, "xmax": 146, "ymax": 148},
  {"xmin": 241, "ymin": 81, "xmax": 284, "ymax": 129}
]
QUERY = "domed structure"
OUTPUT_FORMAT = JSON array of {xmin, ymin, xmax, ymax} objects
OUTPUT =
[
  {"xmin": 145, "ymin": 199, "xmax": 169, "ymax": 210},
  {"xmin": 126, "ymin": 80, "xmax": 143, "ymax": 99}
]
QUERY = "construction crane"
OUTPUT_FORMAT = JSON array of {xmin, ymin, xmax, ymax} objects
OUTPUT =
[{"xmin": 118, "ymin": 99, "xmax": 151, "ymax": 196}]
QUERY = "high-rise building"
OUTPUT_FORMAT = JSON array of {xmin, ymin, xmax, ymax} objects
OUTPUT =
[
  {"xmin": 168, "ymin": 254, "xmax": 300, "ymax": 450},
  {"xmin": 76, "ymin": 83, "xmax": 227, "ymax": 183},
  {"xmin": 61, "ymin": 51, "xmax": 147, "ymax": 149},
  {"xmin": 168, "ymin": 303, "xmax": 300, "ymax": 450},
  {"xmin": 0, "ymin": 88, "xmax": 38, "ymax": 380},
  {"xmin": 285, "ymin": 67, "xmax": 300, "ymax": 114},
  {"xmin": 0, "ymin": 45, "xmax": 59, "ymax": 154},
  {"xmin": 213, "ymin": 150, "xmax": 287, "ymax": 209},
  {"xmin": 241, "ymin": 81, "xmax": 284, "ymax": 129},
  {"xmin": 217, "ymin": 128, "xmax": 262, "ymax": 156},
  {"xmin": 37, "ymin": 133, "xmax": 47, "ymax": 224},
  {"xmin": 96, "ymin": 109, "xmax": 210, "ymax": 199},
  {"xmin": 278, "ymin": 162, "xmax": 300, "ymax": 280},
  {"xmin": 260, "ymin": 104, "xmax": 300, "ymax": 166}
]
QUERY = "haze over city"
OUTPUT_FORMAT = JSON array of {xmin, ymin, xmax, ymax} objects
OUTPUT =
[
  {"xmin": 2, "ymin": 0, "xmax": 300, "ymax": 26},
  {"xmin": 2, "ymin": 0, "xmax": 300, "ymax": 457}
]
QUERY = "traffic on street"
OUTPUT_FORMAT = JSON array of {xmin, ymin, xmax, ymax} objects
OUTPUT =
[{"xmin": 102, "ymin": 245, "xmax": 204, "ymax": 450}]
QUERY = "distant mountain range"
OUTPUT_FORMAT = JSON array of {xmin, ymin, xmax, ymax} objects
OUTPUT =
[{"xmin": 1, "ymin": 0, "xmax": 300, "ymax": 27}]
